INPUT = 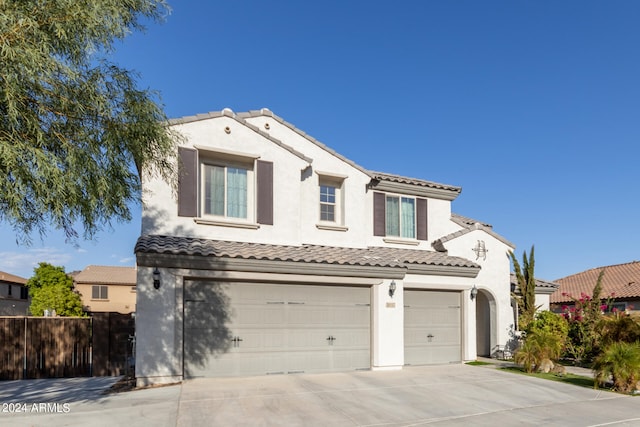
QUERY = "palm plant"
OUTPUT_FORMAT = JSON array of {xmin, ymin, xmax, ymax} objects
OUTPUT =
[
  {"xmin": 592, "ymin": 341, "xmax": 640, "ymax": 393},
  {"xmin": 510, "ymin": 246, "xmax": 537, "ymax": 330},
  {"xmin": 514, "ymin": 330, "xmax": 563, "ymax": 373}
]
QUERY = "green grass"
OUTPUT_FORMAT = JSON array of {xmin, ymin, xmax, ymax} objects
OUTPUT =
[
  {"xmin": 500, "ymin": 366, "xmax": 598, "ymax": 389},
  {"xmin": 465, "ymin": 360, "xmax": 493, "ymax": 366}
]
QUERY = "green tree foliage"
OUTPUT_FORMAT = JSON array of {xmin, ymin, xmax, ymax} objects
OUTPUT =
[
  {"xmin": 592, "ymin": 341, "xmax": 640, "ymax": 393},
  {"xmin": 0, "ymin": 0, "xmax": 179, "ymax": 243},
  {"xmin": 509, "ymin": 245, "xmax": 537, "ymax": 330},
  {"xmin": 27, "ymin": 262, "xmax": 85, "ymax": 316}
]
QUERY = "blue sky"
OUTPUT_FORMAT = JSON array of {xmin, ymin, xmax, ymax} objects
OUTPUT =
[{"xmin": 2, "ymin": 1, "xmax": 639, "ymax": 281}]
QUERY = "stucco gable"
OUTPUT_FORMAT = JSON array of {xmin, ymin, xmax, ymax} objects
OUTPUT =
[
  {"xmin": 169, "ymin": 108, "xmax": 313, "ymax": 166},
  {"xmin": 239, "ymin": 109, "xmax": 372, "ymax": 178},
  {"xmin": 432, "ymin": 215, "xmax": 514, "ymax": 251}
]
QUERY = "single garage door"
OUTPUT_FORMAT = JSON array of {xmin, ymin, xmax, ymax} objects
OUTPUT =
[
  {"xmin": 184, "ymin": 281, "xmax": 370, "ymax": 378},
  {"xmin": 404, "ymin": 290, "xmax": 461, "ymax": 365}
]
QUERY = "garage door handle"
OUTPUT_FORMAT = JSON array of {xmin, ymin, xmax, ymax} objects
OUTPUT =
[
  {"xmin": 326, "ymin": 335, "xmax": 336, "ymax": 345},
  {"xmin": 427, "ymin": 334, "xmax": 434, "ymax": 342},
  {"xmin": 231, "ymin": 336, "xmax": 244, "ymax": 347}
]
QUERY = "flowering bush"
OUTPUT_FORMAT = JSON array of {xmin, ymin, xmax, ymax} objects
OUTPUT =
[{"xmin": 560, "ymin": 270, "xmax": 614, "ymax": 364}]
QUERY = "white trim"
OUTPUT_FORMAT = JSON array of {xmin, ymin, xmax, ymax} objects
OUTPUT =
[
  {"xmin": 383, "ymin": 237, "xmax": 420, "ymax": 246},
  {"xmin": 194, "ymin": 145, "xmax": 260, "ymax": 160},
  {"xmin": 316, "ymin": 223, "xmax": 349, "ymax": 232},
  {"xmin": 314, "ymin": 170, "xmax": 348, "ymax": 180},
  {"xmin": 193, "ymin": 218, "xmax": 260, "ymax": 229}
]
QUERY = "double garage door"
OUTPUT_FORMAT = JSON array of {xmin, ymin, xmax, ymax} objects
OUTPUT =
[{"xmin": 184, "ymin": 281, "xmax": 370, "ymax": 378}]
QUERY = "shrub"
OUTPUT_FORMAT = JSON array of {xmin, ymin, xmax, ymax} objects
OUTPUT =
[
  {"xmin": 592, "ymin": 341, "xmax": 640, "ymax": 393},
  {"xmin": 599, "ymin": 315, "xmax": 640, "ymax": 347},
  {"xmin": 527, "ymin": 310, "xmax": 569, "ymax": 346},
  {"xmin": 514, "ymin": 329, "xmax": 564, "ymax": 373}
]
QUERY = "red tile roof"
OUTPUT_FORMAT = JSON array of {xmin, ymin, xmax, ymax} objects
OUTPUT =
[{"xmin": 550, "ymin": 261, "xmax": 640, "ymax": 303}]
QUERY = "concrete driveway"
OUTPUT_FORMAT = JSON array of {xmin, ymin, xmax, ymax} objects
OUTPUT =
[{"xmin": 2, "ymin": 364, "xmax": 639, "ymax": 426}]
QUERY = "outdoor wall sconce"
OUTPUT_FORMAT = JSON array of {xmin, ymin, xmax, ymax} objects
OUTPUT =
[
  {"xmin": 470, "ymin": 285, "xmax": 478, "ymax": 301},
  {"xmin": 153, "ymin": 267, "xmax": 161, "ymax": 290},
  {"xmin": 389, "ymin": 280, "xmax": 397, "ymax": 298},
  {"xmin": 472, "ymin": 240, "xmax": 488, "ymax": 260}
]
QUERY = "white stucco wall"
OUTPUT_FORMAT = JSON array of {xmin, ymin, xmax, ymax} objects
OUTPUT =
[
  {"xmin": 441, "ymin": 228, "xmax": 515, "ymax": 355},
  {"xmin": 135, "ymin": 266, "xmax": 183, "ymax": 386},
  {"xmin": 371, "ymin": 279, "xmax": 404, "ymax": 369}
]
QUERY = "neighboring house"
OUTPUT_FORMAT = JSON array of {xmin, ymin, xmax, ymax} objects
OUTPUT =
[
  {"xmin": 135, "ymin": 108, "xmax": 517, "ymax": 386},
  {"xmin": 74, "ymin": 266, "xmax": 137, "ymax": 314},
  {"xmin": 0, "ymin": 271, "xmax": 30, "ymax": 315},
  {"xmin": 550, "ymin": 261, "xmax": 640, "ymax": 314},
  {"xmin": 510, "ymin": 273, "xmax": 559, "ymax": 312}
]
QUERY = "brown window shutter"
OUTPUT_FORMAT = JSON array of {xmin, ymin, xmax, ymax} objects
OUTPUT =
[
  {"xmin": 373, "ymin": 192, "xmax": 386, "ymax": 236},
  {"xmin": 416, "ymin": 198, "xmax": 428, "ymax": 240},
  {"xmin": 256, "ymin": 160, "xmax": 273, "ymax": 225},
  {"xmin": 177, "ymin": 147, "xmax": 198, "ymax": 217}
]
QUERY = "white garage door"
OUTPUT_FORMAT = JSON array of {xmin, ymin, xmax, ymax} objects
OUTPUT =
[
  {"xmin": 404, "ymin": 290, "xmax": 461, "ymax": 365},
  {"xmin": 184, "ymin": 281, "xmax": 370, "ymax": 378}
]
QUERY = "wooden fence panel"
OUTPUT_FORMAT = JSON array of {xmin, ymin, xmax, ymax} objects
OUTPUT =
[
  {"xmin": 0, "ymin": 318, "xmax": 25, "ymax": 380},
  {"xmin": 92, "ymin": 313, "xmax": 135, "ymax": 376},
  {"xmin": 0, "ymin": 317, "xmax": 92, "ymax": 380}
]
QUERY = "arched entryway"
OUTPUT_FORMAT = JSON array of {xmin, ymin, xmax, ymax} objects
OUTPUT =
[{"xmin": 475, "ymin": 288, "xmax": 497, "ymax": 357}]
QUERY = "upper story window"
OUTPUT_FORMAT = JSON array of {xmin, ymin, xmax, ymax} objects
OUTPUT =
[
  {"xmin": 203, "ymin": 163, "xmax": 250, "ymax": 219},
  {"xmin": 7, "ymin": 284, "xmax": 11, "ymax": 297},
  {"xmin": 320, "ymin": 184, "xmax": 337, "ymax": 222},
  {"xmin": 385, "ymin": 195, "xmax": 415, "ymax": 239},
  {"xmin": 178, "ymin": 147, "xmax": 273, "ymax": 226},
  {"xmin": 373, "ymin": 192, "xmax": 427, "ymax": 242},
  {"xmin": 316, "ymin": 172, "xmax": 347, "ymax": 231},
  {"xmin": 20, "ymin": 286, "xmax": 28, "ymax": 300},
  {"xmin": 92, "ymin": 285, "xmax": 108, "ymax": 300}
]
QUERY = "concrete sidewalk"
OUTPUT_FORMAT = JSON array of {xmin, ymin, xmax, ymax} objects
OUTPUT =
[{"xmin": 1, "ymin": 364, "xmax": 638, "ymax": 427}]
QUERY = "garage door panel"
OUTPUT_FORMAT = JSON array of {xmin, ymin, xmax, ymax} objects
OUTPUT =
[
  {"xmin": 404, "ymin": 290, "xmax": 461, "ymax": 365},
  {"xmin": 184, "ymin": 281, "xmax": 370, "ymax": 377}
]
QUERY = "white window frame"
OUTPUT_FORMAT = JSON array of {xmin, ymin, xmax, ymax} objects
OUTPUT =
[
  {"xmin": 317, "ymin": 174, "xmax": 346, "ymax": 229},
  {"xmin": 200, "ymin": 158, "xmax": 255, "ymax": 223},
  {"xmin": 385, "ymin": 194, "xmax": 416, "ymax": 239}
]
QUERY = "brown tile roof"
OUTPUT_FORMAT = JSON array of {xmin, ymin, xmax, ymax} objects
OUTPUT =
[
  {"xmin": 510, "ymin": 273, "xmax": 559, "ymax": 295},
  {"xmin": 550, "ymin": 261, "xmax": 640, "ymax": 303},
  {"xmin": 169, "ymin": 108, "xmax": 463, "ymax": 196},
  {"xmin": 0, "ymin": 271, "xmax": 27, "ymax": 285},
  {"xmin": 73, "ymin": 266, "xmax": 136, "ymax": 285},
  {"xmin": 135, "ymin": 235, "xmax": 479, "ymax": 270},
  {"xmin": 451, "ymin": 213, "xmax": 492, "ymax": 229},
  {"xmin": 368, "ymin": 171, "xmax": 462, "ymax": 194}
]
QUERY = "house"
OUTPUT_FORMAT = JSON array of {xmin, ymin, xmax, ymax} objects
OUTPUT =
[
  {"xmin": 510, "ymin": 273, "xmax": 559, "ymax": 311},
  {"xmin": 550, "ymin": 261, "xmax": 640, "ymax": 314},
  {"xmin": 0, "ymin": 271, "xmax": 30, "ymax": 315},
  {"xmin": 135, "ymin": 108, "xmax": 517, "ymax": 386},
  {"xmin": 73, "ymin": 266, "xmax": 137, "ymax": 314}
]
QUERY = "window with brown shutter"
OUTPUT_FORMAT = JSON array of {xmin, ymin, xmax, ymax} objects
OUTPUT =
[
  {"xmin": 256, "ymin": 160, "xmax": 273, "ymax": 225},
  {"xmin": 177, "ymin": 147, "xmax": 198, "ymax": 217}
]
